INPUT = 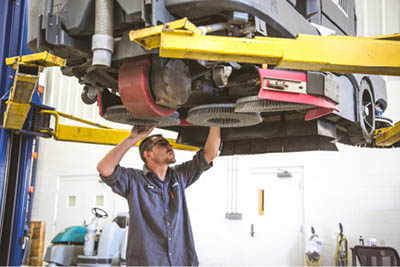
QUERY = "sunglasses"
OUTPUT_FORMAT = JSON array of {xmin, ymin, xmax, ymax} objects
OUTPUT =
[{"xmin": 148, "ymin": 139, "xmax": 170, "ymax": 150}]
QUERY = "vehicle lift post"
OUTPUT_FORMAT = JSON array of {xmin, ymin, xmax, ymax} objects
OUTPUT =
[{"xmin": 0, "ymin": 0, "xmax": 36, "ymax": 265}]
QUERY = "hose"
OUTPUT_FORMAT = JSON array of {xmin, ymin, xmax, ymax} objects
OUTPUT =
[
  {"xmin": 92, "ymin": 0, "xmax": 114, "ymax": 67},
  {"xmin": 335, "ymin": 232, "xmax": 348, "ymax": 266},
  {"xmin": 95, "ymin": 0, "xmax": 113, "ymax": 35},
  {"xmin": 198, "ymin": 23, "xmax": 230, "ymax": 35},
  {"xmin": 306, "ymin": 254, "xmax": 322, "ymax": 266}
]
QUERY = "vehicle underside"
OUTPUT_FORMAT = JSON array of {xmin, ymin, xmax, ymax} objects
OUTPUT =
[{"xmin": 27, "ymin": 0, "xmax": 395, "ymax": 155}]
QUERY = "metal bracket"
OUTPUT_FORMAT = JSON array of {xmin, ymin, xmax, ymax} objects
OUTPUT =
[
  {"xmin": 151, "ymin": 0, "xmax": 177, "ymax": 26},
  {"xmin": 255, "ymin": 16, "xmax": 268, "ymax": 36}
]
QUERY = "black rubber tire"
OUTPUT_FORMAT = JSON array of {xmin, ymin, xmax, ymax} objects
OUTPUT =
[
  {"xmin": 358, "ymin": 79, "xmax": 375, "ymax": 143},
  {"xmin": 81, "ymin": 86, "xmax": 98, "ymax": 105}
]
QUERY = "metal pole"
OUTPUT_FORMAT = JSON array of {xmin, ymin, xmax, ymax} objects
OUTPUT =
[{"xmin": 0, "ymin": 0, "xmax": 35, "ymax": 265}]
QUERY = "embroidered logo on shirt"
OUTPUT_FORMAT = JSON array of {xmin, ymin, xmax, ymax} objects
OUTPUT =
[{"xmin": 147, "ymin": 185, "xmax": 155, "ymax": 190}]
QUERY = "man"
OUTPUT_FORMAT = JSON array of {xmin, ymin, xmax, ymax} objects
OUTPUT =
[{"xmin": 97, "ymin": 125, "xmax": 221, "ymax": 266}]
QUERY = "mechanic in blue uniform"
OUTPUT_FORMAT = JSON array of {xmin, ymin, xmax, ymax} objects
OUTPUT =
[{"xmin": 97, "ymin": 125, "xmax": 221, "ymax": 266}]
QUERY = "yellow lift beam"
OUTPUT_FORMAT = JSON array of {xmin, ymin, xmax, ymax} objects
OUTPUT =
[
  {"xmin": 130, "ymin": 18, "xmax": 400, "ymax": 76},
  {"xmin": 130, "ymin": 18, "xmax": 400, "ymax": 146},
  {"xmin": 3, "ymin": 52, "xmax": 199, "ymax": 151},
  {"xmin": 39, "ymin": 110, "xmax": 199, "ymax": 151}
]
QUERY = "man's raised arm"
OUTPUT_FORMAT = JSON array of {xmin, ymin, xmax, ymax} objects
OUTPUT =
[
  {"xmin": 203, "ymin": 127, "xmax": 221, "ymax": 164},
  {"xmin": 97, "ymin": 126, "xmax": 155, "ymax": 177}
]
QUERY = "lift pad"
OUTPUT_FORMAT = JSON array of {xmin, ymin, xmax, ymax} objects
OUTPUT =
[
  {"xmin": 130, "ymin": 18, "xmax": 201, "ymax": 50},
  {"xmin": 39, "ymin": 110, "xmax": 199, "ymax": 151},
  {"xmin": 130, "ymin": 18, "xmax": 400, "ymax": 76},
  {"xmin": 5, "ymin": 51, "xmax": 66, "ymax": 69},
  {"xmin": 3, "ymin": 52, "xmax": 66, "ymax": 130},
  {"xmin": 2, "ymin": 65, "xmax": 39, "ymax": 129}
]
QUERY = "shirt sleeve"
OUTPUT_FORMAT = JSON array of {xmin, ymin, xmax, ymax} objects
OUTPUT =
[
  {"xmin": 99, "ymin": 165, "xmax": 132, "ymax": 199},
  {"xmin": 173, "ymin": 150, "xmax": 213, "ymax": 188}
]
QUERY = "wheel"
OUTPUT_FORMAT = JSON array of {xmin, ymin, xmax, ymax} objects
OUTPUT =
[
  {"xmin": 118, "ymin": 56, "xmax": 176, "ymax": 118},
  {"xmin": 358, "ymin": 79, "xmax": 375, "ymax": 143},
  {"xmin": 81, "ymin": 86, "xmax": 98, "ymax": 105},
  {"xmin": 91, "ymin": 207, "xmax": 108, "ymax": 218}
]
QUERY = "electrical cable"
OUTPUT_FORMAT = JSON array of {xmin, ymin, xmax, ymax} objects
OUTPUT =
[{"xmin": 335, "ymin": 230, "xmax": 349, "ymax": 266}]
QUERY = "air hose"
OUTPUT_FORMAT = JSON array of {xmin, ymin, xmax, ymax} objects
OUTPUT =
[
  {"xmin": 92, "ymin": 0, "xmax": 114, "ymax": 67},
  {"xmin": 335, "ymin": 223, "xmax": 348, "ymax": 266},
  {"xmin": 305, "ymin": 226, "xmax": 322, "ymax": 266}
]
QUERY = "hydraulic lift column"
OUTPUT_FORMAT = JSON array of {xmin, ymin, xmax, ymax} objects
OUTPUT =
[{"xmin": 0, "ymin": 0, "xmax": 35, "ymax": 265}]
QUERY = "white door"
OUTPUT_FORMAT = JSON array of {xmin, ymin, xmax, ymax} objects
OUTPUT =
[
  {"xmin": 240, "ymin": 166, "xmax": 304, "ymax": 266},
  {"xmin": 54, "ymin": 175, "xmax": 128, "ymax": 236}
]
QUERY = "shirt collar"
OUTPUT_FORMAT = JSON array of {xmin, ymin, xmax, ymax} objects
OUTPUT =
[
  {"xmin": 142, "ymin": 164, "xmax": 151, "ymax": 176},
  {"xmin": 143, "ymin": 164, "xmax": 172, "ymax": 182}
]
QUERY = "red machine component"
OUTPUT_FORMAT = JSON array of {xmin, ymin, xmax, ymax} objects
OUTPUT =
[
  {"xmin": 118, "ymin": 56, "xmax": 176, "ymax": 118},
  {"xmin": 258, "ymin": 69, "xmax": 339, "ymax": 120},
  {"xmin": 179, "ymin": 119, "xmax": 194, "ymax": 126}
]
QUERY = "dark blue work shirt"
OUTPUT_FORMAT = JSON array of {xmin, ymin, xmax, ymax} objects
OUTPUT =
[{"xmin": 100, "ymin": 151, "xmax": 212, "ymax": 266}]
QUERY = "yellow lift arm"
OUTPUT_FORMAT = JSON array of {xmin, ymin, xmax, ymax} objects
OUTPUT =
[
  {"xmin": 374, "ymin": 122, "xmax": 400, "ymax": 147},
  {"xmin": 39, "ymin": 110, "xmax": 199, "ymax": 151},
  {"xmin": 3, "ymin": 52, "xmax": 198, "ymax": 151},
  {"xmin": 130, "ymin": 18, "xmax": 400, "ymax": 76},
  {"xmin": 130, "ymin": 18, "xmax": 400, "ymax": 146}
]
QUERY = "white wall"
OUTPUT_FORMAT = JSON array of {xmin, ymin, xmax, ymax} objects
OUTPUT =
[{"xmin": 32, "ymin": 1, "xmax": 400, "ymax": 265}]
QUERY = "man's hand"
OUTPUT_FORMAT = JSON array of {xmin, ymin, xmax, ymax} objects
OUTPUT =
[
  {"xmin": 129, "ymin": 125, "xmax": 155, "ymax": 140},
  {"xmin": 97, "ymin": 125, "xmax": 155, "ymax": 177}
]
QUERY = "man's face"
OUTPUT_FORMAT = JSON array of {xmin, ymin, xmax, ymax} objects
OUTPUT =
[{"xmin": 147, "ymin": 137, "xmax": 176, "ymax": 165}]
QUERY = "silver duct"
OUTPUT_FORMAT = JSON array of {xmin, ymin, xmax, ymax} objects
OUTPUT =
[{"xmin": 92, "ymin": 0, "xmax": 114, "ymax": 67}]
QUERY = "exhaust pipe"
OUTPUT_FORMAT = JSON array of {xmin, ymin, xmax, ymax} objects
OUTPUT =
[{"xmin": 92, "ymin": 0, "xmax": 114, "ymax": 67}]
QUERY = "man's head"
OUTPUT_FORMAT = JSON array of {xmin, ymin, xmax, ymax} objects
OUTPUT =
[{"xmin": 139, "ymin": 134, "xmax": 176, "ymax": 165}]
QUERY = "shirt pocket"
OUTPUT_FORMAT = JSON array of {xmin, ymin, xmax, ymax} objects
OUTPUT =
[
  {"xmin": 143, "ymin": 184, "xmax": 163, "ymax": 206},
  {"xmin": 169, "ymin": 182, "xmax": 182, "ymax": 209}
]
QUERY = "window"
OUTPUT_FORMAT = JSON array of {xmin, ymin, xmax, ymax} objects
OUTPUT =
[
  {"xmin": 96, "ymin": 195, "xmax": 104, "ymax": 206},
  {"xmin": 331, "ymin": 0, "xmax": 349, "ymax": 16},
  {"xmin": 68, "ymin": 195, "xmax": 76, "ymax": 207},
  {"xmin": 258, "ymin": 189, "xmax": 264, "ymax": 215}
]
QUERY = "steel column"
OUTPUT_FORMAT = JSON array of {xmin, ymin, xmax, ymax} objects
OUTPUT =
[{"xmin": 0, "ymin": 0, "xmax": 35, "ymax": 265}]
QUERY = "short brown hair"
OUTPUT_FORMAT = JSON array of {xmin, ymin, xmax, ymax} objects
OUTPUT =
[{"xmin": 139, "ymin": 134, "xmax": 162, "ymax": 162}]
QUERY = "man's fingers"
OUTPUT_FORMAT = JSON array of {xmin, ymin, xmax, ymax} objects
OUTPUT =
[{"xmin": 133, "ymin": 125, "xmax": 155, "ymax": 134}]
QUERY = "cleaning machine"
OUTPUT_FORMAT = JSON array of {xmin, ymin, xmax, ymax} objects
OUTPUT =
[{"xmin": 44, "ymin": 208, "xmax": 128, "ymax": 266}]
